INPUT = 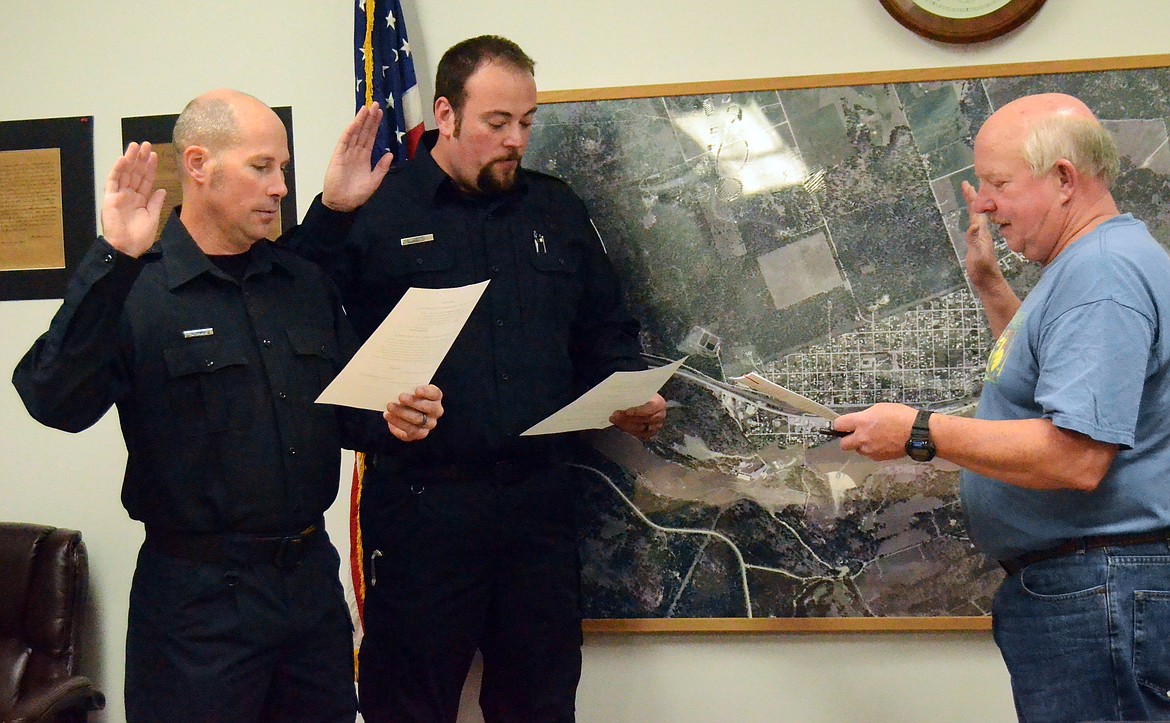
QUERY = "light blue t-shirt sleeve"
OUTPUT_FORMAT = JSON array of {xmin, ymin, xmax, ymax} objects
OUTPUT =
[{"xmin": 1033, "ymin": 269, "xmax": 1155, "ymax": 449}]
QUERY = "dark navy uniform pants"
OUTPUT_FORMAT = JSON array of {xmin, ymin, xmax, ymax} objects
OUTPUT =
[
  {"xmin": 125, "ymin": 533, "xmax": 357, "ymax": 722},
  {"xmin": 358, "ymin": 463, "xmax": 582, "ymax": 723}
]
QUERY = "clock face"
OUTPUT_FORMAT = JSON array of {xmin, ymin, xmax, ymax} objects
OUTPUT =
[
  {"xmin": 880, "ymin": 0, "xmax": 1047, "ymax": 43},
  {"xmin": 909, "ymin": 0, "xmax": 1012, "ymax": 20}
]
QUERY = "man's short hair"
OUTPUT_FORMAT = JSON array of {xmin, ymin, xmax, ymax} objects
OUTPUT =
[
  {"xmin": 1022, "ymin": 113, "xmax": 1120, "ymax": 188},
  {"xmin": 172, "ymin": 96, "xmax": 241, "ymax": 161},
  {"xmin": 434, "ymin": 35, "xmax": 535, "ymax": 114}
]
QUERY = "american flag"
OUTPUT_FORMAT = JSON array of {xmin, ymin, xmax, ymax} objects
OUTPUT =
[
  {"xmin": 350, "ymin": 0, "xmax": 425, "ymax": 630},
  {"xmin": 355, "ymin": 0, "xmax": 424, "ymax": 165}
]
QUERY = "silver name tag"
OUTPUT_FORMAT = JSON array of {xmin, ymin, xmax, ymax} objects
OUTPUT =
[
  {"xmin": 401, "ymin": 233, "xmax": 434, "ymax": 246},
  {"xmin": 182, "ymin": 328, "xmax": 214, "ymax": 339}
]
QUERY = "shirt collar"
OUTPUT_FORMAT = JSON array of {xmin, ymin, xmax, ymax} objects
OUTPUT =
[
  {"xmin": 410, "ymin": 129, "xmax": 529, "ymax": 206},
  {"xmin": 155, "ymin": 207, "xmax": 289, "ymax": 290}
]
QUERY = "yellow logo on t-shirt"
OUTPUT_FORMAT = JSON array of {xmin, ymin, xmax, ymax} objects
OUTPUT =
[{"xmin": 984, "ymin": 311, "xmax": 1022, "ymax": 384}]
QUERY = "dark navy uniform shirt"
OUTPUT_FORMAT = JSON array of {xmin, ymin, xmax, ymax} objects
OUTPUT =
[
  {"xmin": 286, "ymin": 130, "xmax": 646, "ymax": 472},
  {"xmin": 13, "ymin": 209, "xmax": 392, "ymax": 534}
]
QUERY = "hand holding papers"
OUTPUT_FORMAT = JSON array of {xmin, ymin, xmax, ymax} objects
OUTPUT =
[
  {"xmin": 730, "ymin": 372, "xmax": 838, "ymax": 420},
  {"xmin": 316, "ymin": 281, "xmax": 488, "ymax": 411},
  {"xmin": 521, "ymin": 358, "xmax": 686, "ymax": 436}
]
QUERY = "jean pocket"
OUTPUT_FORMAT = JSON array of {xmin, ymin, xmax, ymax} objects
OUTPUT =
[
  {"xmin": 1018, "ymin": 556, "xmax": 1107, "ymax": 600},
  {"xmin": 1135, "ymin": 590, "xmax": 1170, "ymax": 705}
]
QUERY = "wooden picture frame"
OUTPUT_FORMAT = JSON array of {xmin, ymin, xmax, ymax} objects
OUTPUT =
[
  {"xmin": 0, "ymin": 116, "xmax": 95, "ymax": 301},
  {"xmin": 527, "ymin": 54, "xmax": 1170, "ymax": 633},
  {"xmin": 878, "ymin": 0, "xmax": 1048, "ymax": 44}
]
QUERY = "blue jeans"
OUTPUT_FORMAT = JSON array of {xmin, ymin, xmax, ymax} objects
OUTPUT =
[{"xmin": 992, "ymin": 542, "xmax": 1170, "ymax": 722}]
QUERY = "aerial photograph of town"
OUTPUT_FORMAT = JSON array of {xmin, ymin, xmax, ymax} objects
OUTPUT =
[{"xmin": 526, "ymin": 66, "xmax": 1170, "ymax": 621}]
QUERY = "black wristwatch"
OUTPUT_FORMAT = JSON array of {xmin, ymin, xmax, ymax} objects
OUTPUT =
[{"xmin": 904, "ymin": 409, "xmax": 936, "ymax": 462}]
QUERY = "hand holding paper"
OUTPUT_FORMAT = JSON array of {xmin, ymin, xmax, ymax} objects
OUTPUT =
[
  {"xmin": 521, "ymin": 358, "xmax": 685, "ymax": 436},
  {"xmin": 610, "ymin": 393, "xmax": 667, "ymax": 440},
  {"xmin": 731, "ymin": 372, "xmax": 838, "ymax": 420},
  {"xmin": 316, "ymin": 281, "xmax": 488, "ymax": 411}
]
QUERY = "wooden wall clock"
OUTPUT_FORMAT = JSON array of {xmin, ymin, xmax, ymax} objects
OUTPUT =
[{"xmin": 879, "ymin": 0, "xmax": 1047, "ymax": 43}]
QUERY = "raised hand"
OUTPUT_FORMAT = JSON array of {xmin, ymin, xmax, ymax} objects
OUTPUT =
[
  {"xmin": 960, "ymin": 180, "xmax": 1004, "ymax": 292},
  {"xmin": 961, "ymin": 179, "xmax": 1020, "ymax": 338},
  {"xmin": 102, "ymin": 142, "xmax": 166, "ymax": 258},
  {"xmin": 322, "ymin": 103, "xmax": 395, "ymax": 212}
]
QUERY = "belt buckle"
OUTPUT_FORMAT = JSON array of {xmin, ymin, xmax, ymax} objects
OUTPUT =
[{"xmin": 274, "ymin": 534, "xmax": 305, "ymax": 568}]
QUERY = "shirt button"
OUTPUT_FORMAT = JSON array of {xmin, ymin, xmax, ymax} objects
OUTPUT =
[
  {"xmin": 278, "ymin": 391, "xmax": 288, "ymax": 400},
  {"xmin": 415, "ymin": 258, "xmax": 424, "ymax": 265},
  {"xmin": 261, "ymin": 339, "xmax": 272, "ymax": 347},
  {"xmin": 288, "ymin": 447, "xmax": 297, "ymax": 456},
  {"xmin": 204, "ymin": 360, "xmax": 215, "ymax": 368},
  {"xmin": 102, "ymin": 253, "xmax": 115, "ymax": 263},
  {"xmin": 501, "ymin": 373, "xmax": 510, "ymax": 381},
  {"xmin": 496, "ymin": 319, "xmax": 504, "ymax": 327},
  {"xmin": 491, "ymin": 265, "xmax": 500, "ymax": 273}
]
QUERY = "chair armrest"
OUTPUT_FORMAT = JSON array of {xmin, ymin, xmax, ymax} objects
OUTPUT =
[{"xmin": 10, "ymin": 675, "xmax": 105, "ymax": 722}]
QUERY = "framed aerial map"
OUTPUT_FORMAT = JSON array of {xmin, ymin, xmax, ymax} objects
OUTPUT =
[{"xmin": 523, "ymin": 54, "xmax": 1170, "ymax": 632}]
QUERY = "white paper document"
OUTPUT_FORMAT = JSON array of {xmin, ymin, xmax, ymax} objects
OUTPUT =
[
  {"xmin": 316, "ymin": 281, "xmax": 489, "ymax": 411},
  {"xmin": 521, "ymin": 358, "xmax": 686, "ymax": 436},
  {"xmin": 730, "ymin": 372, "xmax": 839, "ymax": 420}
]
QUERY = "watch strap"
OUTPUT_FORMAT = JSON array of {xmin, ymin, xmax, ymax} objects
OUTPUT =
[{"xmin": 911, "ymin": 408, "xmax": 933, "ymax": 437}]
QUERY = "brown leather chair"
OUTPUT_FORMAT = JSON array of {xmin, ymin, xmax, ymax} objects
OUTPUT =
[{"xmin": 0, "ymin": 523, "xmax": 104, "ymax": 722}]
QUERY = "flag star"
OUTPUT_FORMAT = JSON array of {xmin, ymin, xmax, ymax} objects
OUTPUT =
[
  {"xmin": 391, "ymin": 49, "xmax": 399, "ymax": 62},
  {"xmin": 386, "ymin": 12, "xmax": 396, "ymax": 30},
  {"xmin": 382, "ymin": 65, "xmax": 390, "ymax": 78},
  {"xmin": 396, "ymin": 129, "xmax": 405, "ymax": 143},
  {"xmin": 356, "ymin": 78, "xmax": 363, "ymax": 93},
  {"xmin": 401, "ymin": 40, "xmax": 411, "ymax": 57},
  {"xmin": 358, "ymin": 46, "xmax": 368, "ymax": 62},
  {"xmin": 358, "ymin": 0, "xmax": 365, "ymax": 11},
  {"xmin": 385, "ymin": 95, "xmax": 394, "ymax": 109}
]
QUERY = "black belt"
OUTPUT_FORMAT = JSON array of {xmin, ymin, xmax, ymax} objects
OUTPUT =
[
  {"xmin": 999, "ymin": 527, "xmax": 1170, "ymax": 575},
  {"xmin": 144, "ymin": 523, "xmax": 320, "ymax": 568}
]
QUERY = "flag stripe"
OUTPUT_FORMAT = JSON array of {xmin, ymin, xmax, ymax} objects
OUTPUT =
[
  {"xmin": 355, "ymin": 0, "xmax": 423, "ymax": 166},
  {"xmin": 362, "ymin": 1, "xmax": 375, "ymax": 108},
  {"xmin": 349, "ymin": 452, "xmax": 366, "ymax": 625}
]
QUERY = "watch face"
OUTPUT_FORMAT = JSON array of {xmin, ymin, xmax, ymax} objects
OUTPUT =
[
  {"xmin": 879, "ymin": 0, "xmax": 1047, "ymax": 43},
  {"xmin": 905, "ymin": 440, "xmax": 937, "ymax": 462}
]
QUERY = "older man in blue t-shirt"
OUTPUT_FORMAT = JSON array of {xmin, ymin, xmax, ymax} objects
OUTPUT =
[{"xmin": 835, "ymin": 93, "xmax": 1170, "ymax": 722}]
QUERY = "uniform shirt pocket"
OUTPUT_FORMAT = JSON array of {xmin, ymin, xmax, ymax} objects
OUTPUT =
[
  {"xmin": 523, "ymin": 241, "xmax": 583, "ymax": 340},
  {"xmin": 163, "ymin": 339, "xmax": 251, "ymax": 434},
  {"xmin": 366, "ymin": 234, "xmax": 457, "ymax": 285},
  {"xmin": 286, "ymin": 325, "xmax": 341, "ymax": 397}
]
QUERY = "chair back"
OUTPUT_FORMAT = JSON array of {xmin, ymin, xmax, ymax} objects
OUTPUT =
[{"xmin": 0, "ymin": 522, "xmax": 99, "ymax": 722}]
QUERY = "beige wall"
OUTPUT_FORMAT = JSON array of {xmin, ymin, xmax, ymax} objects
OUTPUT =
[{"xmin": 3, "ymin": 1, "xmax": 1168, "ymax": 720}]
